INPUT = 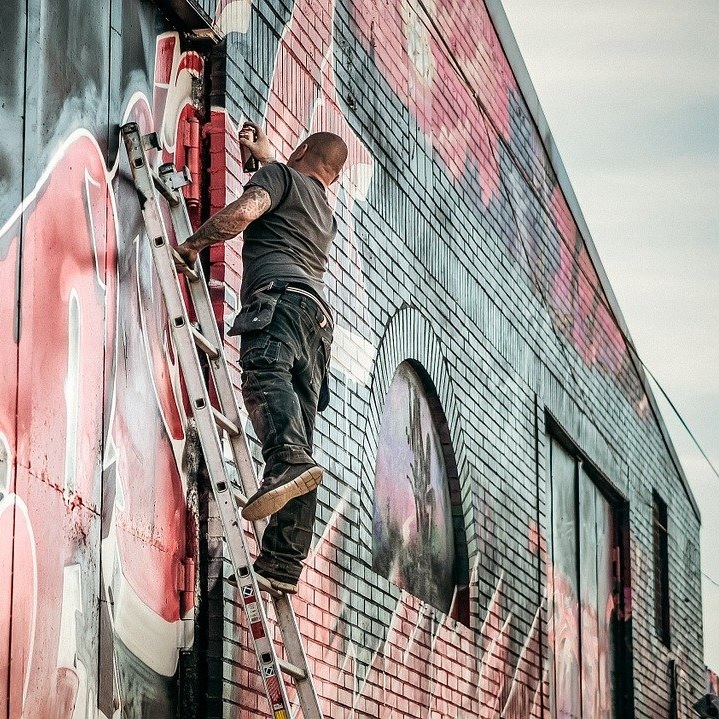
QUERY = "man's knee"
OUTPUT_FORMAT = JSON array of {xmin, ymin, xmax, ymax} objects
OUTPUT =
[{"xmin": 239, "ymin": 333, "xmax": 295, "ymax": 400}]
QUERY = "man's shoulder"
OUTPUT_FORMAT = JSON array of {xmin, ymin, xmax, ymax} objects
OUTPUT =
[
  {"xmin": 246, "ymin": 163, "xmax": 291, "ymax": 210},
  {"xmin": 251, "ymin": 162, "xmax": 289, "ymax": 181}
]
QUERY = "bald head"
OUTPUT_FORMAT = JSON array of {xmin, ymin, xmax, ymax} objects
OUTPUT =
[
  {"xmin": 302, "ymin": 132, "xmax": 348, "ymax": 173},
  {"xmin": 287, "ymin": 132, "xmax": 348, "ymax": 185}
]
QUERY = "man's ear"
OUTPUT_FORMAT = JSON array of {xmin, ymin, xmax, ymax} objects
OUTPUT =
[{"xmin": 294, "ymin": 143, "xmax": 309, "ymax": 160}]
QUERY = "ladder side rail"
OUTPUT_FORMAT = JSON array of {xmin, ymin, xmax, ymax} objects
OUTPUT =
[
  {"xmin": 161, "ymin": 187, "xmax": 261, "ymax": 502},
  {"xmin": 121, "ymin": 123, "xmax": 297, "ymax": 719},
  {"xmin": 274, "ymin": 598, "xmax": 325, "ymax": 719}
]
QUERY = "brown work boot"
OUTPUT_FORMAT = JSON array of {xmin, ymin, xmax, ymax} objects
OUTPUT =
[
  {"xmin": 241, "ymin": 463, "xmax": 323, "ymax": 522},
  {"xmin": 226, "ymin": 570, "xmax": 298, "ymax": 594},
  {"xmin": 256, "ymin": 571, "xmax": 298, "ymax": 595}
]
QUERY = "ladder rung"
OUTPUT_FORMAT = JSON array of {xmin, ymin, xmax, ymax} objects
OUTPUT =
[
  {"xmin": 171, "ymin": 248, "xmax": 199, "ymax": 282},
  {"xmin": 191, "ymin": 326, "xmax": 219, "ymax": 358},
  {"xmin": 152, "ymin": 171, "xmax": 181, "ymax": 207},
  {"xmin": 278, "ymin": 658, "xmax": 306, "ymax": 682},
  {"xmin": 212, "ymin": 406, "xmax": 240, "ymax": 436}
]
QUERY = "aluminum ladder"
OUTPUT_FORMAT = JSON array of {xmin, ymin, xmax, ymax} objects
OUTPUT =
[{"xmin": 121, "ymin": 122, "xmax": 323, "ymax": 719}]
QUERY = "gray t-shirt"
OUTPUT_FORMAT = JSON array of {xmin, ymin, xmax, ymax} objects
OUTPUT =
[{"xmin": 241, "ymin": 163, "xmax": 336, "ymax": 306}]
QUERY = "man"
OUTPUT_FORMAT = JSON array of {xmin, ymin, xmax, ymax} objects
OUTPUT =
[{"xmin": 176, "ymin": 123, "xmax": 347, "ymax": 594}]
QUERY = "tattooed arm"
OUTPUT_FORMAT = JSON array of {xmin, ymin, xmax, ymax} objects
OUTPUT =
[{"xmin": 175, "ymin": 186, "xmax": 272, "ymax": 266}]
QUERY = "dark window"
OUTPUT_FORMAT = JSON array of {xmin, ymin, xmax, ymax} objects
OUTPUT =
[
  {"xmin": 547, "ymin": 433, "xmax": 631, "ymax": 719},
  {"xmin": 653, "ymin": 492, "xmax": 671, "ymax": 646},
  {"xmin": 668, "ymin": 659, "xmax": 678, "ymax": 719}
]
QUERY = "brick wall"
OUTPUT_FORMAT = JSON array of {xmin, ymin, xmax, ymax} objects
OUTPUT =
[{"xmin": 205, "ymin": 0, "xmax": 705, "ymax": 716}]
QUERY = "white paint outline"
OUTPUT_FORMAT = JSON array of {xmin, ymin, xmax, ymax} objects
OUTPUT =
[
  {"xmin": 63, "ymin": 289, "xmax": 81, "ymax": 503},
  {"xmin": 83, "ymin": 169, "xmax": 107, "ymax": 292}
]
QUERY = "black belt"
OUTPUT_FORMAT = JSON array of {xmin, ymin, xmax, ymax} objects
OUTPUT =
[
  {"xmin": 253, "ymin": 281, "xmax": 333, "ymax": 329},
  {"xmin": 284, "ymin": 285, "xmax": 332, "ymax": 329}
]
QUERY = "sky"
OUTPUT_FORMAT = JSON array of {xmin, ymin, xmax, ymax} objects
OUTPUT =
[{"xmin": 498, "ymin": 0, "xmax": 719, "ymax": 668}]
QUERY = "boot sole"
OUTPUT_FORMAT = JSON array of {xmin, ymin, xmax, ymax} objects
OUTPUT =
[
  {"xmin": 241, "ymin": 466, "xmax": 323, "ymax": 522},
  {"xmin": 227, "ymin": 573, "xmax": 298, "ymax": 595},
  {"xmin": 266, "ymin": 577, "xmax": 298, "ymax": 594}
]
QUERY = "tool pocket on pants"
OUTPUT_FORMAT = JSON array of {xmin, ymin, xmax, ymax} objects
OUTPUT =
[
  {"xmin": 239, "ymin": 333, "xmax": 284, "ymax": 370},
  {"xmin": 228, "ymin": 291, "xmax": 281, "ymax": 336}
]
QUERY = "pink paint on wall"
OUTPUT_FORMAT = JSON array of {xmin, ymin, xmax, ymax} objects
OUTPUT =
[
  {"xmin": 270, "ymin": 509, "xmax": 552, "ymax": 718},
  {"xmin": 549, "ymin": 185, "xmax": 647, "ymax": 412},
  {"xmin": 1, "ymin": 133, "xmax": 114, "ymax": 717},
  {"xmin": 350, "ymin": 0, "xmax": 515, "ymax": 202},
  {"xmin": 346, "ymin": 0, "xmax": 647, "ymax": 412}
]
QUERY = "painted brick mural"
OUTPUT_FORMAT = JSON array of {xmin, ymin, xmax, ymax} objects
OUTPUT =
[
  {"xmin": 0, "ymin": 4, "xmax": 206, "ymax": 715},
  {"xmin": 0, "ymin": 0, "xmax": 707, "ymax": 718}
]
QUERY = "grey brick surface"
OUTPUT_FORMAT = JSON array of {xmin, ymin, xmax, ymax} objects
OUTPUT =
[{"xmin": 209, "ymin": 0, "xmax": 706, "ymax": 716}]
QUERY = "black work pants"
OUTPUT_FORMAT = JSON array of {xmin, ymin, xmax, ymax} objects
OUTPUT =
[{"xmin": 239, "ymin": 291, "xmax": 332, "ymax": 582}]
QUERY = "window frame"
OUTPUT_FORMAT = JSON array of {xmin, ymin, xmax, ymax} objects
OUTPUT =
[
  {"xmin": 545, "ymin": 414, "xmax": 635, "ymax": 719},
  {"xmin": 371, "ymin": 359, "xmax": 471, "ymax": 624}
]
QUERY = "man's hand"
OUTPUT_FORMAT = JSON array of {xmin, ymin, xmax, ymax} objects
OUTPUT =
[
  {"xmin": 240, "ymin": 122, "xmax": 274, "ymax": 165},
  {"xmin": 174, "ymin": 242, "xmax": 199, "ymax": 269}
]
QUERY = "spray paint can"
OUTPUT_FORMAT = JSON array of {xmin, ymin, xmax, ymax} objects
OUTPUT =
[{"xmin": 241, "ymin": 124, "xmax": 259, "ymax": 173}]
